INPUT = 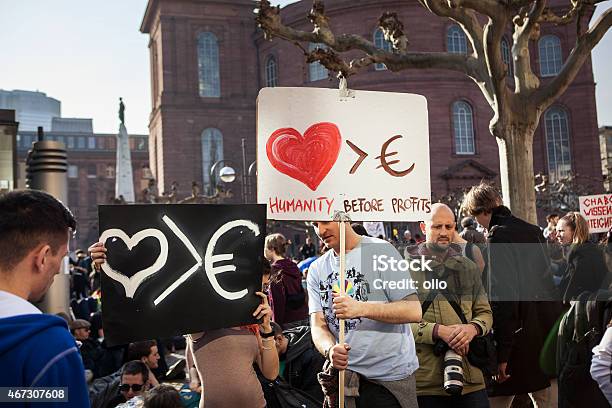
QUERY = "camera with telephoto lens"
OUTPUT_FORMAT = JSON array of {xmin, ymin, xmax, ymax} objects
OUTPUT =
[
  {"xmin": 443, "ymin": 349, "xmax": 464, "ymax": 395},
  {"xmin": 433, "ymin": 339, "xmax": 449, "ymax": 356}
]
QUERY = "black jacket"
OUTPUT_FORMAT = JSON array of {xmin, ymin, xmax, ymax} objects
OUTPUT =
[
  {"xmin": 557, "ymin": 291, "xmax": 611, "ymax": 408},
  {"xmin": 486, "ymin": 206, "xmax": 562, "ymax": 396},
  {"xmin": 80, "ymin": 338, "xmax": 104, "ymax": 378},
  {"xmin": 281, "ymin": 326, "xmax": 325, "ymax": 403},
  {"xmin": 560, "ymin": 243, "xmax": 608, "ymax": 303},
  {"xmin": 89, "ymin": 370, "xmax": 123, "ymax": 408}
]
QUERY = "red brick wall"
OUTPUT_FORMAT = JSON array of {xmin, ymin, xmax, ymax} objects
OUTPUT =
[{"xmin": 143, "ymin": 0, "xmax": 259, "ymax": 200}]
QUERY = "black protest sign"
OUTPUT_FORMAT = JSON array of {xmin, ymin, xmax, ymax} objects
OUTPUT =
[{"xmin": 98, "ymin": 204, "xmax": 266, "ymax": 346}]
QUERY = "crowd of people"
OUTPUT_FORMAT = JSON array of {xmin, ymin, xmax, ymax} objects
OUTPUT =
[{"xmin": 2, "ymin": 185, "xmax": 612, "ymax": 407}]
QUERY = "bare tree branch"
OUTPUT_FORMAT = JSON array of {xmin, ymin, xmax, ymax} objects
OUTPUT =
[
  {"xmin": 539, "ymin": 5, "xmax": 580, "ymax": 25},
  {"xmin": 418, "ymin": 0, "xmax": 485, "ymax": 58},
  {"xmin": 483, "ymin": 16, "xmax": 510, "ymax": 117},
  {"xmin": 256, "ymin": 0, "xmax": 485, "ymax": 80},
  {"xmin": 417, "ymin": 0, "xmax": 495, "ymax": 102},
  {"xmin": 536, "ymin": 6, "xmax": 612, "ymax": 109},
  {"xmin": 445, "ymin": 0, "xmax": 505, "ymax": 19},
  {"xmin": 308, "ymin": 0, "xmax": 335, "ymax": 44},
  {"xmin": 538, "ymin": 0, "xmax": 607, "ymax": 25},
  {"xmin": 378, "ymin": 12, "xmax": 409, "ymax": 54},
  {"xmin": 512, "ymin": 0, "xmax": 545, "ymax": 92},
  {"xmin": 538, "ymin": 1, "xmax": 608, "ymax": 37},
  {"xmin": 524, "ymin": 0, "xmax": 547, "ymax": 38}
]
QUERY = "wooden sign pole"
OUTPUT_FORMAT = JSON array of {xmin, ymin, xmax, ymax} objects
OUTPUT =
[
  {"xmin": 336, "ymin": 78, "xmax": 352, "ymax": 408},
  {"xmin": 334, "ymin": 210, "xmax": 350, "ymax": 408},
  {"xmin": 339, "ymin": 217, "xmax": 346, "ymax": 408}
]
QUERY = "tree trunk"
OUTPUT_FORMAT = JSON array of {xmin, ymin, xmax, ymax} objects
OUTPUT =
[{"xmin": 495, "ymin": 124, "xmax": 538, "ymax": 225}]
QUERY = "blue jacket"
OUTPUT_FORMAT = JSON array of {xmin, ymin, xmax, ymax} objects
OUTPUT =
[{"xmin": 0, "ymin": 313, "xmax": 89, "ymax": 407}]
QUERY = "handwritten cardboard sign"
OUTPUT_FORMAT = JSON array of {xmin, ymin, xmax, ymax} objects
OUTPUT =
[
  {"xmin": 98, "ymin": 204, "xmax": 266, "ymax": 346},
  {"xmin": 579, "ymin": 193, "xmax": 612, "ymax": 233},
  {"xmin": 257, "ymin": 88, "xmax": 431, "ymax": 221}
]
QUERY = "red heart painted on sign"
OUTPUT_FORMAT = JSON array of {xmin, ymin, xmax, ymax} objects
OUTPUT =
[{"xmin": 266, "ymin": 122, "xmax": 342, "ymax": 191}]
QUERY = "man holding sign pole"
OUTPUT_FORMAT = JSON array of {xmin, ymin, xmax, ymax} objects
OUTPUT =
[{"xmin": 306, "ymin": 221, "xmax": 421, "ymax": 407}]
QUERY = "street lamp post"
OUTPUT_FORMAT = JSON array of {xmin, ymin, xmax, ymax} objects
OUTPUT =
[
  {"xmin": 210, "ymin": 159, "xmax": 236, "ymax": 201},
  {"xmin": 247, "ymin": 160, "xmax": 257, "ymax": 203},
  {"xmin": 210, "ymin": 139, "xmax": 256, "ymax": 203}
]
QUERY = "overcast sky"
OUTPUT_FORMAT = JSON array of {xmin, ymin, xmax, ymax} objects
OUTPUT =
[{"xmin": 0, "ymin": 0, "xmax": 609, "ymax": 135}]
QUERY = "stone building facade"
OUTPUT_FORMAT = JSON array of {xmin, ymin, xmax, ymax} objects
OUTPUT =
[
  {"xmin": 141, "ymin": 0, "xmax": 603, "ymax": 212},
  {"xmin": 0, "ymin": 109, "xmax": 18, "ymax": 193}
]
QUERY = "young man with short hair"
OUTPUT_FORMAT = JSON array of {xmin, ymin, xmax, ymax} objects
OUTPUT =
[
  {"xmin": 0, "ymin": 190, "xmax": 89, "ymax": 407},
  {"xmin": 306, "ymin": 220, "xmax": 422, "ymax": 407},
  {"xmin": 118, "ymin": 361, "xmax": 150, "ymax": 403},
  {"xmin": 461, "ymin": 183, "xmax": 560, "ymax": 408},
  {"xmin": 127, "ymin": 340, "xmax": 161, "ymax": 386}
]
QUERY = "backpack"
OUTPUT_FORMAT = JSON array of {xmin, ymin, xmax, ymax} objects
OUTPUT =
[
  {"xmin": 557, "ymin": 290, "xmax": 612, "ymax": 406},
  {"xmin": 256, "ymin": 367, "xmax": 321, "ymax": 408},
  {"xmin": 273, "ymin": 264, "xmax": 306, "ymax": 310}
]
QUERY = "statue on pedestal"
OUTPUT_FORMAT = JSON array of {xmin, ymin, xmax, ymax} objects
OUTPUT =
[
  {"xmin": 119, "ymin": 97, "xmax": 125, "ymax": 125},
  {"xmin": 115, "ymin": 97, "xmax": 135, "ymax": 202}
]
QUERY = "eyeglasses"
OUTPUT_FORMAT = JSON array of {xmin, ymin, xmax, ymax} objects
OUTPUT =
[{"xmin": 119, "ymin": 383, "xmax": 144, "ymax": 392}]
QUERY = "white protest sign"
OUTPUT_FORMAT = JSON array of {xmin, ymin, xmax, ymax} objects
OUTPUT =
[
  {"xmin": 579, "ymin": 193, "xmax": 612, "ymax": 233},
  {"xmin": 363, "ymin": 221, "xmax": 386, "ymax": 238},
  {"xmin": 257, "ymin": 88, "xmax": 431, "ymax": 221}
]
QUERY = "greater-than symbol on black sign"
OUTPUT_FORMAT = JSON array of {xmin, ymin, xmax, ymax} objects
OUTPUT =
[{"xmin": 153, "ymin": 215, "xmax": 203, "ymax": 306}]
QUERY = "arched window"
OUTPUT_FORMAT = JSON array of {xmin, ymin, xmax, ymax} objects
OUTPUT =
[
  {"xmin": 545, "ymin": 107, "xmax": 571, "ymax": 181},
  {"xmin": 447, "ymin": 25, "xmax": 467, "ymax": 54},
  {"xmin": 309, "ymin": 43, "xmax": 328, "ymax": 82},
  {"xmin": 501, "ymin": 37, "xmax": 513, "ymax": 78},
  {"xmin": 539, "ymin": 35, "xmax": 562, "ymax": 77},
  {"xmin": 452, "ymin": 101, "xmax": 475, "ymax": 155},
  {"xmin": 265, "ymin": 55, "xmax": 278, "ymax": 87},
  {"xmin": 374, "ymin": 28, "xmax": 393, "ymax": 71},
  {"xmin": 197, "ymin": 32, "xmax": 220, "ymax": 97},
  {"xmin": 201, "ymin": 128, "xmax": 224, "ymax": 194}
]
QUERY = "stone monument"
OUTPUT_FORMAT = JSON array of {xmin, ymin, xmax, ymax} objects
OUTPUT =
[{"xmin": 115, "ymin": 97, "xmax": 135, "ymax": 202}]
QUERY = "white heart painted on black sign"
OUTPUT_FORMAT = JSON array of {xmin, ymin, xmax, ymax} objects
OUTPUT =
[{"xmin": 99, "ymin": 228, "xmax": 168, "ymax": 298}]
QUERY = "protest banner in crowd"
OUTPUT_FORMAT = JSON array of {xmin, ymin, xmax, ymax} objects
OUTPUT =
[
  {"xmin": 98, "ymin": 204, "xmax": 266, "ymax": 345},
  {"xmin": 257, "ymin": 87, "xmax": 431, "ymax": 222},
  {"xmin": 579, "ymin": 193, "xmax": 612, "ymax": 233}
]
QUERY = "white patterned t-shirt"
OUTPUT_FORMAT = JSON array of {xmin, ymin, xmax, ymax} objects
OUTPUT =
[{"xmin": 306, "ymin": 236, "xmax": 419, "ymax": 381}]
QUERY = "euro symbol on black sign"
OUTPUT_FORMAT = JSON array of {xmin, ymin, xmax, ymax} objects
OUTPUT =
[{"xmin": 375, "ymin": 135, "xmax": 415, "ymax": 177}]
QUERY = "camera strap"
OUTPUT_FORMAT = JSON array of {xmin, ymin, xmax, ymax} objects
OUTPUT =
[
  {"xmin": 421, "ymin": 267, "xmax": 451, "ymax": 315},
  {"xmin": 420, "ymin": 267, "xmax": 468, "ymax": 325},
  {"xmin": 439, "ymin": 292, "xmax": 469, "ymax": 325}
]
